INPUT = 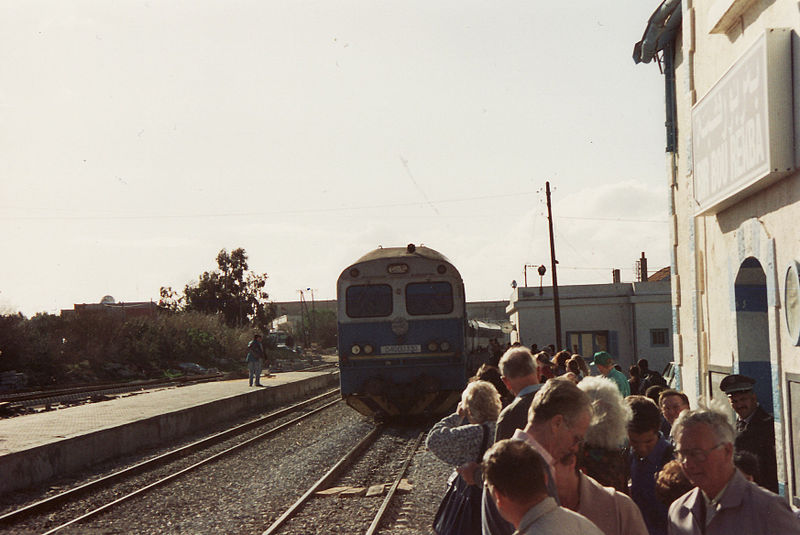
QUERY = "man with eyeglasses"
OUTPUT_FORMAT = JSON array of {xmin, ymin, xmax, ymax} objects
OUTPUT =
[
  {"xmin": 667, "ymin": 409, "xmax": 799, "ymax": 534},
  {"xmin": 719, "ymin": 374, "xmax": 778, "ymax": 493},
  {"xmin": 482, "ymin": 377, "xmax": 592, "ymax": 535},
  {"xmin": 658, "ymin": 389, "xmax": 690, "ymax": 437}
]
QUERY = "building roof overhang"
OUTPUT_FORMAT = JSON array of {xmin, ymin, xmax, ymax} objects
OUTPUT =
[{"xmin": 633, "ymin": 0, "xmax": 682, "ymax": 65}]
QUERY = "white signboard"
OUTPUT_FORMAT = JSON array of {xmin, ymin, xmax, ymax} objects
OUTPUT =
[{"xmin": 692, "ymin": 29, "xmax": 794, "ymax": 215}]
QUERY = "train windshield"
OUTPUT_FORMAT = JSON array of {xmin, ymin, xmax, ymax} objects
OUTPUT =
[
  {"xmin": 406, "ymin": 282, "xmax": 453, "ymax": 315},
  {"xmin": 345, "ymin": 284, "xmax": 393, "ymax": 318}
]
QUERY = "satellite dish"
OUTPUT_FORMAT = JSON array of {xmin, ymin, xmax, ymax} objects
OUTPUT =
[
  {"xmin": 501, "ymin": 323, "xmax": 514, "ymax": 334},
  {"xmin": 100, "ymin": 295, "xmax": 116, "ymax": 304}
]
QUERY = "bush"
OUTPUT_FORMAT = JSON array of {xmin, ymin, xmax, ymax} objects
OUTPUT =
[{"xmin": 0, "ymin": 310, "xmax": 258, "ymax": 388}]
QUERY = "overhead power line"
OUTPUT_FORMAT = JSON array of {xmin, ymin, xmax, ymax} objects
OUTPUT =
[
  {"xmin": 556, "ymin": 215, "xmax": 667, "ymax": 224},
  {"xmin": 0, "ymin": 192, "xmax": 535, "ymax": 221}
]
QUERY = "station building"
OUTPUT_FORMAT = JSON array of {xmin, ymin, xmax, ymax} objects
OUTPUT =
[{"xmin": 635, "ymin": 0, "xmax": 800, "ymax": 501}]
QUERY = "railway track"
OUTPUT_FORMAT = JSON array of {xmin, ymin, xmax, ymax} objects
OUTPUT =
[
  {"xmin": 263, "ymin": 426, "xmax": 426, "ymax": 535},
  {"xmin": 0, "ymin": 389, "xmax": 342, "ymax": 533}
]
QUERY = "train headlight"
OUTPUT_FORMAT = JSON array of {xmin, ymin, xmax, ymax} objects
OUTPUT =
[
  {"xmin": 440, "ymin": 341, "xmax": 450, "ymax": 351},
  {"xmin": 363, "ymin": 344, "xmax": 374, "ymax": 354},
  {"xmin": 427, "ymin": 341, "xmax": 439, "ymax": 352},
  {"xmin": 351, "ymin": 344, "xmax": 361, "ymax": 355}
]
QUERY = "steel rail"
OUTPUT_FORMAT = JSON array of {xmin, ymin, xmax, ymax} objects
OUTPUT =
[
  {"xmin": 37, "ymin": 397, "xmax": 342, "ymax": 535},
  {"xmin": 261, "ymin": 426, "xmax": 384, "ymax": 535},
  {"xmin": 0, "ymin": 389, "xmax": 340, "ymax": 528},
  {"xmin": 365, "ymin": 431, "xmax": 425, "ymax": 535}
]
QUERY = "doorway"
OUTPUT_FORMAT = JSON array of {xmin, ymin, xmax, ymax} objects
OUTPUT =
[{"xmin": 734, "ymin": 257, "xmax": 774, "ymax": 414}]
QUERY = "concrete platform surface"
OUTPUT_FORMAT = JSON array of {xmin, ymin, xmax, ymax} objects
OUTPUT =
[{"xmin": 0, "ymin": 371, "xmax": 339, "ymax": 496}]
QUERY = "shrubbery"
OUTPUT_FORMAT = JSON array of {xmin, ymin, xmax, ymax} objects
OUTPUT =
[{"xmin": 0, "ymin": 310, "xmax": 262, "ymax": 388}]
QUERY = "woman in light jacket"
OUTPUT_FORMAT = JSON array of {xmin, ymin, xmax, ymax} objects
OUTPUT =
[{"xmin": 426, "ymin": 380, "xmax": 501, "ymax": 468}]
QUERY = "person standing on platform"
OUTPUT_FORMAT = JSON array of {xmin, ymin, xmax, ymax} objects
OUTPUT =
[
  {"xmin": 638, "ymin": 359, "xmax": 666, "ymax": 394},
  {"xmin": 591, "ymin": 351, "xmax": 630, "ymax": 398},
  {"xmin": 482, "ymin": 378, "xmax": 593, "ymax": 535},
  {"xmin": 482, "ymin": 440, "xmax": 604, "ymax": 535},
  {"xmin": 667, "ymin": 409, "xmax": 799, "ymax": 535},
  {"xmin": 246, "ymin": 333, "xmax": 265, "ymax": 387},
  {"xmin": 658, "ymin": 390, "xmax": 690, "ymax": 438},
  {"xmin": 495, "ymin": 347, "xmax": 542, "ymax": 442},
  {"xmin": 719, "ymin": 374, "xmax": 779, "ymax": 493},
  {"xmin": 577, "ymin": 376, "xmax": 632, "ymax": 493},
  {"xmin": 626, "ymin": 396, "xmax": 674, "ymax": 535}
]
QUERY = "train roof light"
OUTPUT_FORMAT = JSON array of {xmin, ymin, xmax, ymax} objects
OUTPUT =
[{"xmin": 387, "ymin": 263, "xmax": 409, "ymax": 274}]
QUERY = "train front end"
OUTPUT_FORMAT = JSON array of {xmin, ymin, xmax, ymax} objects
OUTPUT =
[{"xmin": 336, "ymin": 245, "xmax": 467, "ymax": 419}]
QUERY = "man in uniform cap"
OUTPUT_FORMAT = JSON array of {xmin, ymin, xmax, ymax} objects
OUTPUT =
[{"xmin": 720, "ymin": 374, "xmax": 778, "ymax": 493}]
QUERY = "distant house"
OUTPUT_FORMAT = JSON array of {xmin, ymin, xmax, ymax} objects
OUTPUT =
[
  {"xmin": 60, "ymin": 295, "xmax": 158, "ymax": 319},
  {"xmin": 506, "ymin": 266, "xmax": 673, "ymax": 373}
]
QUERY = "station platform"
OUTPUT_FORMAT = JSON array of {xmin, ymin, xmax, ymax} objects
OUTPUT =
[{"xmin": 0, "ymin": 370, "xmax": 339, "ymax": 496}]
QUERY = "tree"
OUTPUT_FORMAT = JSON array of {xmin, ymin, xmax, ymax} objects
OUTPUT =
[{"xmin": 161, "ymin": 248, "xmax": 276, "ymax": 331}]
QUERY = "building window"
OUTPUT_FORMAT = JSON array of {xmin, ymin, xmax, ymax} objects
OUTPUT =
[
  {"xmin": 566, "ymin": 331, "xmax": 614, "ymax": 359},
  {"xmin": 650, "ymin": 328, "xmax": 670, "ymax": 347}
]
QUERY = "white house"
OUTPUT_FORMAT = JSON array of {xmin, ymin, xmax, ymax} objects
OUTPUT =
[{"xmin": 506, "ymin": 277, "xmax": 673, "ymax": 373}]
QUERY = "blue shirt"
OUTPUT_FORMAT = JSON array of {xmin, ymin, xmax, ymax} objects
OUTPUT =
[
  {"xmin": 630, "ymin": 435, "xmax": 672, "ymax": 535},
  {"xmin": 517, "ymin": 382, "xmax": 543, "ymax": 398}
]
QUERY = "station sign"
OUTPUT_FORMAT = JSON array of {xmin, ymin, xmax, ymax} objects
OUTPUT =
[{"xmin": 692, "ymin": 29, "xmax": 794, "ymax": 215}]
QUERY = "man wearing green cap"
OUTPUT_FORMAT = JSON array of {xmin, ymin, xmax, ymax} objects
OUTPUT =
[{"xmin": 591, "ymin": 351, "xmax": 630, "ymax": 397}]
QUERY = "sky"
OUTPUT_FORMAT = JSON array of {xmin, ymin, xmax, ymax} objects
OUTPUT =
[{"xmin": 1, "ymin": 1, "xmax": 670, "ymax": 317}]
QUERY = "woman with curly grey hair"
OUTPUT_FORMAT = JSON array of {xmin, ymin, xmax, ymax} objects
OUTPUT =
[
  {"xmin": 576, "ymin": 375, "xmax": 632, "ymax": 492},
  {"xmin": 427, "ymin": 380, "xmax": 502, "ymax": 535},
  {"xmin": 426, "ymin": 380, "xmax": 501, "ymax": 466}
]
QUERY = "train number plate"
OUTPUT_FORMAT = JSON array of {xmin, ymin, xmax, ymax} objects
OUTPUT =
[{"xmin": 380, "ymin": 344, "xmax": 421, "ymax": 354}]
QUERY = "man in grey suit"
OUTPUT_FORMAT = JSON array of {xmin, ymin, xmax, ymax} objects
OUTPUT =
[
  {"xmin": 495, "ymin": 346, "xmax": 543, "ymax": 441},
  {"xmin": 667, "ymin": 408, "xmax": 799, "ymax": 535}
]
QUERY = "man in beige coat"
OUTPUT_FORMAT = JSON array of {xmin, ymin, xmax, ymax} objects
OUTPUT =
[
  {"xmin": 667, "ymin": 409, "xmax": 799, "ymax": 535},
  {"xmin": 554, "ymin": 453, "xmax": 648, "ymax": 535}
]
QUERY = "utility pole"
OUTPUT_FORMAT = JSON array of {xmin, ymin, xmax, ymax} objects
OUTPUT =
[
  {"xmin": 546, "ymin": 181, "xmax": 563, "ymax": 351},
  {"xmin": 306, "ymin": 288, "xmax": 317, "ymax": 346},
  {"xmin": 298, "ymin": 290, "xmax": 310, "ymax": 348}
]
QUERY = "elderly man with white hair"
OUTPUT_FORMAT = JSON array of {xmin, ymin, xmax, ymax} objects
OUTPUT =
[
  {"xmin": 668, "ymin": 408, "xmax": 800, "ymax": 535},
  {"xmin": 495, "ymin": 346, "xmax": 542, "ymax": 442},
  {"xmin": 482, "ymin": 378, "xmax": 594, "ymax": 535}
]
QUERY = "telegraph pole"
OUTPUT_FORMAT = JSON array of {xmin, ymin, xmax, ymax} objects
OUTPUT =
[
  {"xmin": 546, "ymin": 181, "xmax": 563, "ymax": 351},
  {"xmin": 298, "ymin": 290, "xmax": 310, "ymax": 348},
  {"xmin": 307, "ymin": 288, "xmax": 317, "ymax": 345}
]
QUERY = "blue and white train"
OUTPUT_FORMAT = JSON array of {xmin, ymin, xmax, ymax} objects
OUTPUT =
[{"xmin": 336, "ymin": 244, "xmax": 468, "ymax": 419}]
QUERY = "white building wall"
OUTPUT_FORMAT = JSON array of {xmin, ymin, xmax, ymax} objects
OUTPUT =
[
  {"xmin": 507, "ymin": 281, "xmax": 672, "ymax": 371},
  {"xmin": 664, "ymin": 0, "xmax": 800, "ymax": 501}
]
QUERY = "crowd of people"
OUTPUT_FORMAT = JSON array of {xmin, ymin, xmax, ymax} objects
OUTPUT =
[{"xmin": 426, "ymin": 345, "xmax": 799, "ymax": 535}]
